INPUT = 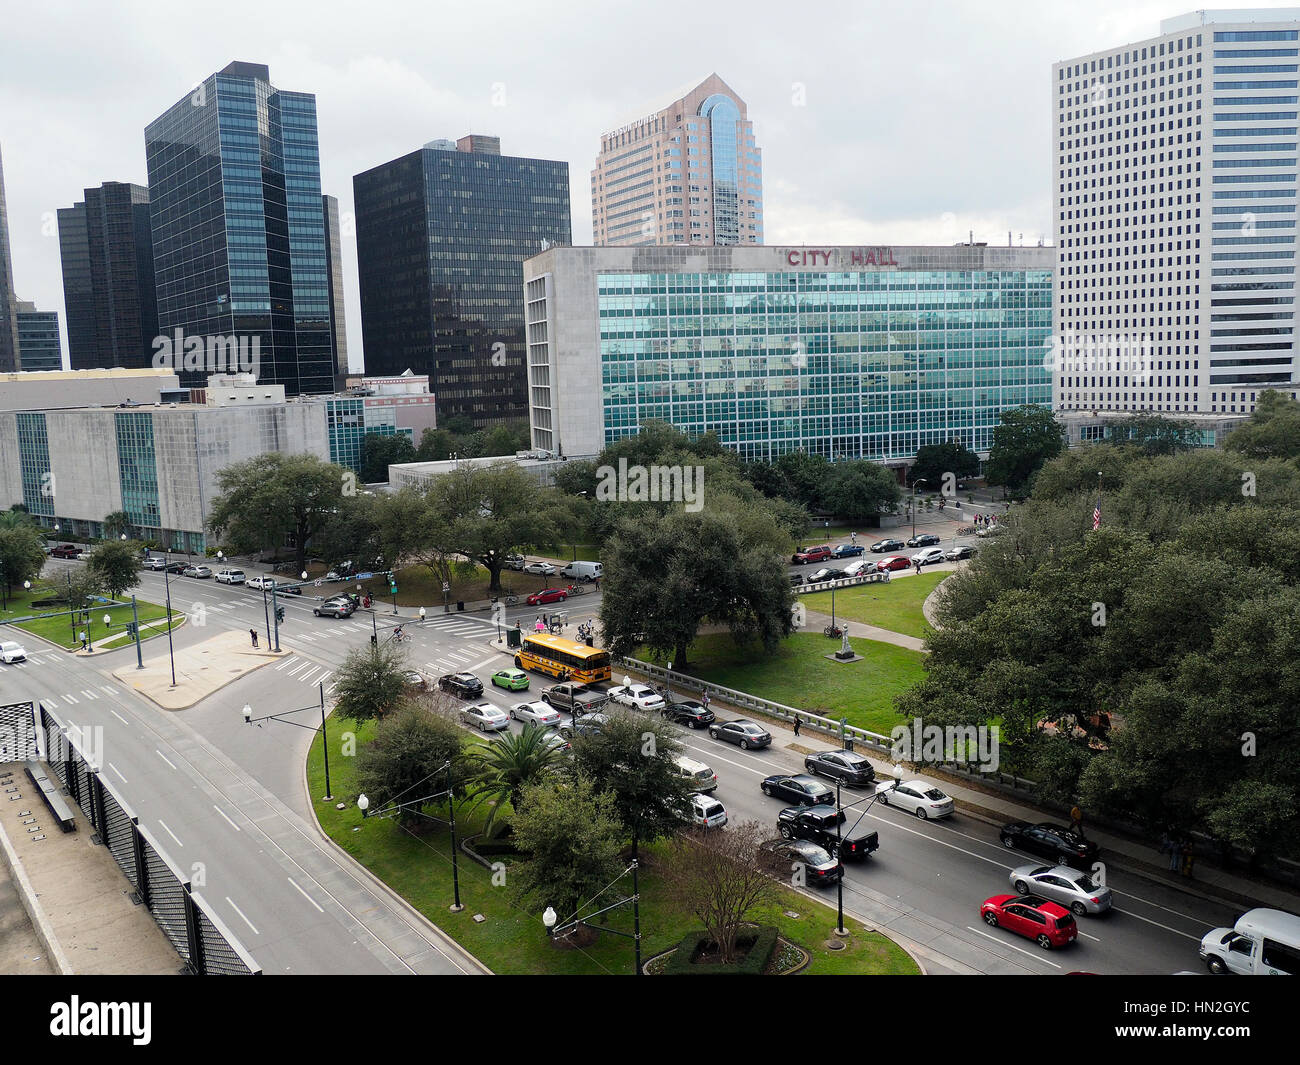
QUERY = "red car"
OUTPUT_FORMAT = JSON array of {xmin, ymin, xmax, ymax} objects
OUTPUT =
[
  {"xmin": 980, "ymin": 894, "xmax": 1078, "ymax": 950},
  {"xmin": 877, "ymin": 555, "xmax": 911, "ymax": 572},
  {"xmin": 527, "ymin": 588, "xmax": 568, "ymax": 606},
  {"xmin": 792, "ymin": 545, "xmax": 833, "ymax": 565},
  {"xmin": 50, "ymin": 544, "xmax": 81, "ymax": 559}
]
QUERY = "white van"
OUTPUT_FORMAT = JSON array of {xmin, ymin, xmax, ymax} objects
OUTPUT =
[
  {"xmin": 1200, "ymin": 908, "xmax": 1300, "ymax": 975},
  {"xmin": 561, "ymin": 560, "xmax": 603, "ymax": 582},
  {"xmin": 673, "ymin": 755, "xmax": 718, "ymax": 794}
]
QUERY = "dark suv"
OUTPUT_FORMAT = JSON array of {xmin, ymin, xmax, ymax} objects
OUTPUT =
[
  {"xmin": 660, "ymin": 698, "xmax": 715, "ymax": 729},
  {"xmin": 906, "ymin": 533, "xmax": 942, "ymax": 548},
  {"xmin": 803, "ymin": 749, "xmax": 877, "ymax": 786},
  {"xmin": 438, "ymin": 672, "xmax": 484, "ymax": 699}
]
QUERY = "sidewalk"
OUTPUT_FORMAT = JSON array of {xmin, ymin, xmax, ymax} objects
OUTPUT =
[
  {"xmin": 0, "ymin": 763, "xmax": 181, "ymax": 975},
  {"xmin": 801, "ymin": 607, "xmax": 926, "ymax": 652},
  {"xmin": 112, "ymin": 628, "xmax": 287, "ymax": 710}
]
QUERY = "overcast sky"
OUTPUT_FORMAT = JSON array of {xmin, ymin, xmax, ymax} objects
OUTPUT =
[{"xmin": 0, "ymin": 0, "xmax": 1272, "ymax": 370}]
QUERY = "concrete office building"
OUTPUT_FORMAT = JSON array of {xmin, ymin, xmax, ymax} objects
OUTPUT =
[
  {"xmin": 354, "ymin": 134, "xmax": 571, "ymax": 428},
  {"xmin": 15, "ymin": 303, "xmax": 61, "ymax": 372},
  {"xmin": 57, "ymin": 182, "xmax": 158, "ymax": 370},
  {"xmin": 145, "ymin": 62, "xmax": 336, "ymax": 394},
  {"xmin": 323, "ymin": 194, "xmax": 349, "ymax": 385},
  {"xmin": 0, "ymin": 367, "xmax": 182, "ymax": 412},
  {"xmin": 592, "ymin": 74, "xmax": 763, "ymax": 248},
  {"xmin": 1054, "ymin": 9, "xmax": 1300, "ymax": 421},
  {"xmin": 524, "ymin": 244, "xmax": 1053, "ymax": 463},
  {"xmin": 0, "ymin": 145, "xmax": 19, "ymax": 373}
]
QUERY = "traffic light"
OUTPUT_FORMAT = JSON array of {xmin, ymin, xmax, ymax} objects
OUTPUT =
[
  {"xmin": 125, "ymin": 622, "xmax": 137, "ymax": 638},
  {"xmin": 275, "ymin": 606, "xmax": 285, "ymax": 623},
  {"xmin": 389, "ymin": 582, "xmax": 397, "ymax": 596}
]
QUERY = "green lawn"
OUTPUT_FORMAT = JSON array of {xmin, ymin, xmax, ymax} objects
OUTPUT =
[
  {"xmin": 4, "ymin": 588, "xmax": 174, "ymax": 650},
  {"xmin": 639, "ymin": 631, "xmax": 926, "ymax": 736},
  {"xmin": 801, "ymin": 571, "xmax": 947, "ymax": 640},
  {"xmin": 305, "ymin": 720, "xmax": 918, "ymax": 975}
]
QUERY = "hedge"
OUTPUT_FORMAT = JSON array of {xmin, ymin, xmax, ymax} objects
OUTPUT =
[{"xmin": 661, "ymin": 925, "xmax": 778, "ymax": 975}]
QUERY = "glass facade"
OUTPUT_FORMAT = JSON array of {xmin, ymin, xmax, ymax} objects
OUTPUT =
[
  {"xmin": 15, "ymin": 412, "xmax": 53, "ymax": 517},
  {"xmin": 145, "ymin": 63, "xmax": 334, "ymax": 393},
  {"xmin": 355, "ymin": 140, "xmax": 571, "ymax": 427},
  {"xmin": 325, "ymin": 398, "xmax": 412, "ymax": 472},
  {"xmin": 115, "ymin": 412, "xmax": 162, "ymax": 531},
  {"xmin": 16, "ymin": 309, "xmax": 62, "ymax": 371},
  {"xmin": 594, "ymin": 268, "xmax": 1053, "ymax": 461}
]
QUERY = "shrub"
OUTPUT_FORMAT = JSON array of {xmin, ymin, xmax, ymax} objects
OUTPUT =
[{"xmin": 661, "ymin": 925, "xmax": 778, "ymax": 975}]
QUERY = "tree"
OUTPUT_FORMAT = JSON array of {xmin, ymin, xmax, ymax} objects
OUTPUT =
[
  {"xmin": 660, "ymin": 820, "xmax": 779, "ymax": 965},
  {"xmin": 102, "ymin": 510, "xmax": 131, "ymax": 539},
  {"xmin": 0, "ymin": 525, "xmax": 47, "ymax": 606},
  {"xmin": 469, "ymin": 725, "xmax": 566, "ymax": 838},
  {"xmin": 359, "ymin": 433, "xmax": 416, "ymax": 484},
  {"xmin": 207, "ymin": 452, "xmax": 351, "ymax": 574},
  {"xmin": 509, "ymin": 773, "xmax": 625, "ymax": 925},
  {"xmin": 909, "ymin": 441, "xmax": 981, "ymax": 489},
  {"xmin": 772, "ymin": 450, "xmax": 834, "ymax": 511},
  {"xmin": 355, "ymin": 703, "xmax": 467, "ymax": 829},
  {"xmin": 984, "ymin": 405, "xmax": 1066, "ymax": 490},
  {"xmin": 569, "ymin": 709, "xmax": 692, "ymax": 850},
  {"xmin": 311, "ymin": 492, "xmax": 382, "ymax": 573},
  {"xmin": 1225, "ymin": 390, "xmax": 1300, "ymax": 461},
  {"xmin": 331, "ymin": 641, "xmax": 411, "ymax": 724},
  {"xmin": 822, "ymin": 459, "xmax": 900, "ymax": 521},
  {"xmin": 0, "ymin": 508, "xmax": 34, "ymax": 531},
  {"xmin": 87, "ymin": 539, "xmax": 141, "ymax": 600},
  {"xmin": 1102, "ymin": 413, "xmax": 1197, "ymax": 457}
]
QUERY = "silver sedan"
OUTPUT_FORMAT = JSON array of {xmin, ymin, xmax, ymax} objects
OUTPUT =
[
  {"xmin": 1009, "ymin": 864, "xmax": 1113, "ymax": 916},
  {"xmin": 509, "ymin": 701, "xmax": 562, "ymax": 728}
]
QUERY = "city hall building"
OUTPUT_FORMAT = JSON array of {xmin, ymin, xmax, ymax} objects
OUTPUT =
[{"xmin": 523, "ymin": 244, "xmax": 1053, "ymax": 463}]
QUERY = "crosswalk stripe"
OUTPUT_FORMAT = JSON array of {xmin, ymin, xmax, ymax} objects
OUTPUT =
[
  {"xmin": 287, "ymin": 661, "xmax": 308, "ymax": 676},
  {"xmin": 81, "ymin": 690, "xmax": 98, "ymax": 700},
  {"xmin": 63, "ymin": 693, "xmax": 78, "ymax": 704},
  {"xmin": 100, "ymin": 685, "xmax": 118, "ymax": 695},
  {"xmin": 299, "ymin": 667, "xmax": 319, "ymax": 684},
  {"xmin": 274, "ymin": 659, "xmax": 292, "ymax": 670}
]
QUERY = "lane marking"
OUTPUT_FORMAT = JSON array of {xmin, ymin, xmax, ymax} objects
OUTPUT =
[
  {"xmin": 226, "ymin": 896, "xmax": 260, "ymax": 935},
  {"xmin": 156, "ymin": 749, "xmax": 177, "ymax": 770},
  {"xmin": 63, "ymin": 693, "xmax": 78, "ymax": 703},
  {"xmin": 109, "ymin": 709, "xmax": 129, "ymax": 726},
  {"xmin": 158, "ymin": 820, "xmax": 183, "ymax": 848},
  {"xmin": 964, "ymin": 925, "xmax": 1063, "ymax": 968},
  {"xmin": 287, "ymin": 876, "xmax": 325, "ymax": 913},
  {"xmin": 108, "ymin": 762, "xmax": 128, "ymax": 784},
  {"xmin": 213, "ymin": 805, "xmax": 241, "ymax": 832}
]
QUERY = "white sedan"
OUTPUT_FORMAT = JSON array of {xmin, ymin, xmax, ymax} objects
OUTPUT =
[
  {"xmin": 510, "ymin": 701, "xmax": 563, "ymax": 727},
  {"xmin": 459, "ymin": 703, "xmax": 510, "ymax": 732},
  {"xmin": 0, "ymin": 641, "xmax": 28, "ymax": 664},
  {"xmin": 875, "ymin": 778, "xmax": 955, "ymax": 819},
  {"xmin": 246, "ymin": 575, "xmax": 276, "ymax": 590},
  {"xmin": 523, "ymin": 561, "xmax": 556, "ymax": 576},
  {"xmin": 607, "ymin": 683, "xmax": 666, "ymax": 713}
]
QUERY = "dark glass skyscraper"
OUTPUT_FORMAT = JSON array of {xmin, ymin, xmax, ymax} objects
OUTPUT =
[
  {"xmin": 0, "ymin": 145, "xmax": 20, "ymax": 373},
  {"xmin": 144, "ymin": 62, "xmax": 334, "ymax": 393},
  {"xmin": 15, "ymin": 303, "xmax": 61, "ymax": 371},
  {"xmin": 57, "ymin": 182, "xmax": 157, "ymax": 369},
  {"xmin": 323, "ymin": 193, "xmax": 349, "ymax": 385},
  {"xmin": 354, "ymin": 135, "xmax": 571, "ymax": 427}
]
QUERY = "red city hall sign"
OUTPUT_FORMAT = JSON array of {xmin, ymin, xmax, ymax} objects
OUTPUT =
[{"xmin": 786, "ymin": 248, "xmax": 899, "ymax": 267}]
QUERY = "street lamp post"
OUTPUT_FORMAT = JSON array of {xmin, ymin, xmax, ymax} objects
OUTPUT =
[
  {"xmin": 542, "ymin": 861, "xmax": 642, "ymax": 975},
  {"xmin": 911, "ymin": 478, "xmax": 928, "ymax": 540},
  {"xmin": 162, "ymin": 543, "xmax": 178, "ymax": 687},
  {"xmin": 243, "ymin": 684, "xmax": 332, "ymax": 800},
  {"xmin": 832, "ymin": 764, "xmax": 903, "ymax": 937}
]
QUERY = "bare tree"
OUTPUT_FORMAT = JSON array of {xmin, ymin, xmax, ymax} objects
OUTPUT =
[{"xmin": 660, "ymin": 820, "xmax": 779, "ymax": 965}]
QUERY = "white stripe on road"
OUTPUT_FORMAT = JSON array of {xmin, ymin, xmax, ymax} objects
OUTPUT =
[
  {"xmin": 155, "ymin": 749, "xmax": 177, "ymax": 770},
  {"xmin": 81, "ymin": 689, "xmax": 98, "ymax": 700},
  {"xmin": 62, "ymin": 693, "xmax": 78, "ymax": 703},
  {"xmin": 964, "ymin": 925, "xmax": 1062, "ymax": 969},
  {"xmin": 470, "ymin": 656, "xmax": 502, "ymax": 671},
  {"xmin": 212, "ymin": 805, "xmax": 241, "ymax": 832},
  {"xmin": 226, "ymin": 896, "xmax": 260, "ymax": 935},
  {"xmin": 100, "ymin": 685, "xmax": 119, "ymax": 695},
  {"xmin": 109, "ymin": 709, "xmax": 128, "ymax": 726},
  {"xmin": 158, "ymin": 820, "xmax": 183, "ymax": 848},
  {"xmin": 287, "ymin": 876, "xmax": 324, "ymax": 913},
  {"xmin": 287, "ymin": 661, "xmax": 308, "ymax": 676},
  {"xmin": 107, "ymin": 762, "xmax": 127, "ymax": 784}
]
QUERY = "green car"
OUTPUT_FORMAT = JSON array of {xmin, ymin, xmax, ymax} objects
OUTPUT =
[{"xmin": 491, "ymin": 668, "xmax": 530, "ymax": 692}]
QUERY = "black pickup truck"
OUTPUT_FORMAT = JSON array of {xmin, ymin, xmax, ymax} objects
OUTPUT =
[
  {"xmin": 540, "ymin": 682, "xmax": 609, "ymax": 715},
  {"xmin": 777, "ymin": 804, "xmax": 879, "ymax": 860}
]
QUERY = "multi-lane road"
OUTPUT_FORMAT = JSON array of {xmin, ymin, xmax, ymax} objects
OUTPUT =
[{"xmin": 1, "ymin": 558, "xmax": 1239, "ymax": 975}]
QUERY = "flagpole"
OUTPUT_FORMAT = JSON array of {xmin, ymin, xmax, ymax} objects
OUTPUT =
[{"xmin": 1095, "ymin": 471, "xmax": 1103, "ymax": 530}]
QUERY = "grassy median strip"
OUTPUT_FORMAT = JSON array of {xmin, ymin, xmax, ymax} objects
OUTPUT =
[
  {"xmin": 306, "ymin": 721, "xmax": 918, "ymax": 975},
  {"xmin": 6, "ymin": 598, "xmax": 175, "ymax": 650},
  {"xmin": 801, "ymin": 571, "xmax": 947, "ymax": 641}
]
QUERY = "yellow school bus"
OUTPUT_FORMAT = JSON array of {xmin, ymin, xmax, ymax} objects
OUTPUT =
[{"xmin": 516, "ymin": 633, "xmax": 611, "ymax": 684}]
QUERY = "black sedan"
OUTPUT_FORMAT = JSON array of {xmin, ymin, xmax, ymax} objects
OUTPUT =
[
  {"xmin": 759, "ymin": 839, "xmax": 842, "ymax": 886},
  {"xmin": 1000, "ymin": 821, "xmax": 1099, "ymax": 869},
  {"xmin": 438, "ymin": 672, "xmax": 485, "ymax": 699},
  {"xmin": 804, "ymin": 749, "xmax": 877, "ymax": 787},
  {"xmin": 661, "ymin": 699, "xmax": 715, "ymax": 729},
  {"xmin": 164, "ymin": 560, "xmax": 188, "ymax": 574},
  {"xmin": 806, "ymin": 567, "xmax": 843, "ymax": 584},
  {"xmin": 945, "ymin": 544, "xmax": 977, "ymax": 561},
  {"xmin": 761, "ymin": 774, "xmax": 835, "ymax": 806},
  {"xmin": 871, "ymin": 538, "xmax": 905, "ymax": 553},
  {"xmin": 831, "ymin": 543, "xmax": 865, "ymax": 558},
  {"xmin": 708, "ymin": 719, "xmax": 772, "ymax": 750},
  {"xmin": 906, "ymin": 533, "xmax": 942, "ymax": 548}
]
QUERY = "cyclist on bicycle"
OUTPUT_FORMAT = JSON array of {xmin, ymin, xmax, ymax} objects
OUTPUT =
[{"xmin": 393, "ymin": 625, "xmax": 404, "ymax": 641}]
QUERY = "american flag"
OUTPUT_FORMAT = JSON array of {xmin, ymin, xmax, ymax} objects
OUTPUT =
[{"xmin": 1093, "ymin": 500, "xmax": 1101, "ymax": 530}]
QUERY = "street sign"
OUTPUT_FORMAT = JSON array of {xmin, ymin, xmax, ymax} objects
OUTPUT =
[
  {"xmin": 355, "ymin": 572, "xmax": 374, "ymax": 580},
  {"xmin": 442, "ymin": 582, "xmax": 450, "ymax": 593}
]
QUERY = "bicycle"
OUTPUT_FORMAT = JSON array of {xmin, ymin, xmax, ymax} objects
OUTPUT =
[
  {"xmin": 504, "ymin": 594, "xmax": 520, "ymax": 606},
  {"xmin": 392, "ymin": 631, "xmax": 412, "ymax": 643},
  {"xmin": 565, "ymin": 583, "xmax": 586, "ymax": 596},
  {"xmin": 824, "ymin": 624, "xmax": 844, "ymax": 638}
]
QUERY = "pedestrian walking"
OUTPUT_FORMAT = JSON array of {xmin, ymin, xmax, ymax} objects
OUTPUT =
[
  {"xmin": 793, "ymin": 715, "xmax": 801, "ymax": 738},
  {"xmin": 250, "ymin": 628, "xmax": 259, "ymax": 649},
  {"xmin": 1180, "ymin": 841, "xmax": 1195, "ymax": 878},
  {"xmin": 701, "ymin": 691, "xmax": 710, "ymax": 712},
  {"xmin": 534, "ymin": 616, "xmax": 543, "ymax": 633},
  {"xmin": 418, "ymin": 606, "xmax": 427, "ymax": 625},
  {"xmin": 542, "ymin": 613, "xmax": 549, "ymax": 629},
  {"xmin": 1069, "ymin": 804, "xmax": 1084, "ymax": 837},
  {"xmin": 914, "ymin": 559, "xmax": 922, "ymax": 575}
]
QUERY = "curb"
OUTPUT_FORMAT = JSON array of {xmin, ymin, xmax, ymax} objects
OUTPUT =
[
  {"xmin": 0, "ymin": 806, "xmax": 74, "ymax": 975},
  {"xmin": 298, "ymin": 734, "xmax": 494, "ymax": 976}
]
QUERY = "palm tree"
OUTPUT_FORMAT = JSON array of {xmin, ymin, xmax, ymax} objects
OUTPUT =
[
  {"xmin": 468, "ymin": 725, "xmax": 565, "ymax": 838},
  {"xmin": 102, "ymin": 511, "xmax": 130, "ymax": 540},
  {"xmin": 0, "ymin": 508, "xmax": 33, "ymax": 531}
]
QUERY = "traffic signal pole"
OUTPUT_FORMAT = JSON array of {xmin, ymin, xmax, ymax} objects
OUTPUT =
[
  {"xmin": 131, "ymin": 594, "xmax": 143, "ymax": 669},
  {"xmin": 271, "ymin": 582, "xmax": 281, "ymax": 651}
]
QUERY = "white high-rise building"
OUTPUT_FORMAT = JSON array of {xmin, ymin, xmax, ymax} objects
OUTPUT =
[{"xmin": 1054, "ymin": 9, "xmax": 1300, "ymax": 424}]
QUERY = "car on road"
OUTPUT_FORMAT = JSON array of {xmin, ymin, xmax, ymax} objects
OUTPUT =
[
  {"xmin": 144, "ymin": 556, "xmax": 168, "ymax": 570},
  {"xmin": 246, "ymin": 575, "xmax": 275, "ymax": 589},
  {"xmin": 778, "ymin": 804, "xmax": 879, "ymax": 860},
  {"xmin": 759, "ymin": 838, "xmax": 842, "ymax": 886},
  {"xmin": 606, "ymin": 683, "xmax": 666, "ymax": 712},
  {"xmin": 559, "ymin": 712, "xmax": 609, "ymax": 738},
  {"xmin": 164, "ymin": 560, "xmax": 188, "ymax": 574},
  {"xmin": 214, "ymin": 569, "xmax": 246, "ymax": 584},
  {"xmin": 806, "ymin": 567, "xmax": 843, "ymax": 584},
  {"xmin": 509, "ymin": 701, "xmax": 563, "ymax": 728},
  {"xmin": 1009, "ymin": 864, "xmax": 1113, "ymax": 916},
  {"xmin": 788, "ymin": 572, "xmax": 805, "ymax": 587},
  {"xmin": 945, "ymin": 545, "xmax": 977, "ymax": 561},
  {"xmin": 50, "ymin": 544, "xmax": 83, "ymax": 559},
  {"xmin": 685, "ymin": 793, "xmax": 728, "ymax": 829},
  {"xmin": 906, "ymin": 533, "xmax": 942, "ymax": 548},
  {"xmin": 490, "ymin": 668, "xmax": 530, "ymax": 692},
  {"xmin": 673, "ymin": 755, "xmax": 718, "ymax": 794},
  {"xmin": 313, "ymin": 597, "xmax": 355, "ymax": 618},
  {"xmin": 523, "ymin": 561, "xmax": 556, "ymax": 576},
  {"xmin": 526, "ymin": 587, "xmax": 567, "ymax": 606},
  {"xmin": 911, "ymin": 548, "xmax": 946, "ymax": 567},
  {"xmin": 76, "ymin": 551, "xmax": 92, "ymax": 561},
  {"xmin": 183, "ymin": 565, "xmax": 212, "ymax": 579},
  {"xmin": 708, "ymin": 718, "xmax": 772, "ymax": 750},
  {"xmin": 1000, "ymin": 821, "xmax": 1099, "ymax": 870},
  {"xmin": 980, "ymin": 894, "xmax": 1078, "ymax": 950},
  {"xmin": 401, "ymin": 670, "xmax": 430, "ymax": 691},
  {"xmin": 760, "ymin": 774, "xmax": 834, "ymax": 806},
  {"xmin": 877, "ymin": 555, "xmax": 911, "ymax": 572},
  {"xmin": 791, "ymin": 545, "xmax": 833, "ymax": 565},
  {"xmin": 841, "ymin": 559, "xmax": 878, "ymax": 577},
  {"xmin": 976, "ymin": 523, "xmax": 1005, "ymax": 538},
  {"xmin": 870, "ymin": 538, "xmax": 905, "ymax": 554},
  {"xmin": 876, "ymin": 778, "xmax": 955, "ymax": 819},
  {"xmin": 504, "ymin": 554, "xmax": 527, "ymax": 570},
  {"xmin": 540, "ymin": 682, "xmax": 609, "ymax": 715},
  {"xmin": 661, "ymin": 698, "xmax": 715, "ymax": 729},
  {"xmin": 460, "ymin": 703, "xmax": 510, "ymax": 732},
  {"xmin": 831, "ymin": 543, "xmax": 865, "ymax": 558},
  {"xmin": 538, "ymin": 727, "xmax": 572, "ymax": 754},
  {"xmin": 438, "ymin": 672, "xmax": 485, "ymax": 699},
  {"xmin": 804, "ymin": 749, "xmax": 877, "ymax": 787},
  {"xmin": 0, "ymin": 641, "xmax": 28, "ymax": 664}
]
